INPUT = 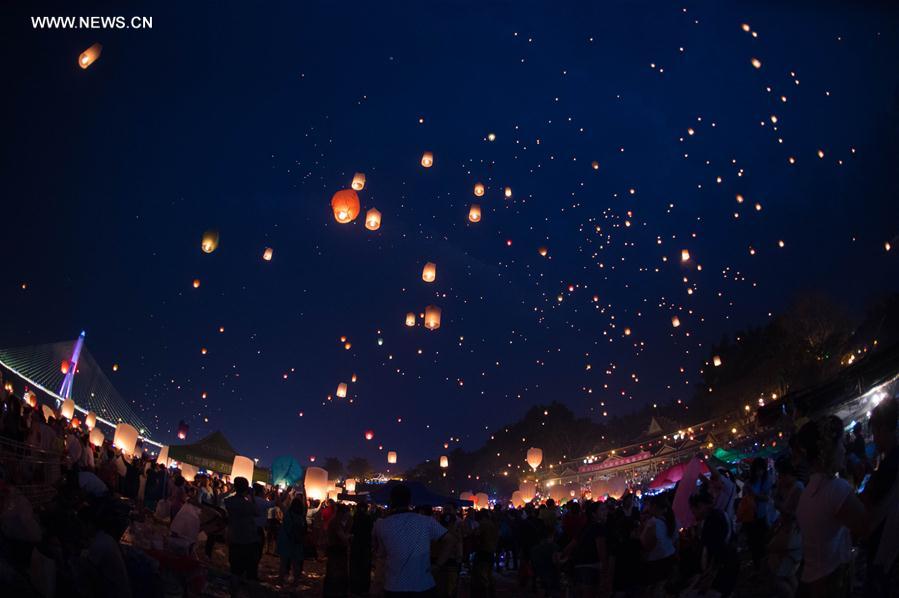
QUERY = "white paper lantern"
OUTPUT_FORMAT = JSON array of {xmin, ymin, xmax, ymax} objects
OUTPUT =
[
  {"xmin": 231, "ymin": 455, "xmax": 255, "ymax": 483},
  {"xmin": 61, "ymin": 399, "xmax": 75, "ymax": 420},
  {"xmin": 305, "ymin": 466, "xmax": 329, "ymax": 501},
  {"xmin": 113, "ymin": 423, "xmax": 139, "ymax": 454}
]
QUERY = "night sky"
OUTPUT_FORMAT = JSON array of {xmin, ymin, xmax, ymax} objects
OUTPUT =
[{"xmin": 2, "ymin": 1, "xmax": 898, "ymax": 468}]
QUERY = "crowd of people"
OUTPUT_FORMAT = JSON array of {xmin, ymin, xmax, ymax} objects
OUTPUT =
[{"xmin": 1, "ymin": 369, "xmax": 897, "ymax": 597}]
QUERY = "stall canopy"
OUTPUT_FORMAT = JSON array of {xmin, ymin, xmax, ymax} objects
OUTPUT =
[
  {"xmin": 358, "ymin": 480, "xmax": 473, "ymax": 508},
  {"xmin": 167, "ymin": 431, "xmax": 270, "ymax": 484}
]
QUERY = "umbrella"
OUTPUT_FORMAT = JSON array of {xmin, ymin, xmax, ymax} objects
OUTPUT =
[{"xmin": 648, "ymin": 460, "xmax": 710, "ymax": 490}]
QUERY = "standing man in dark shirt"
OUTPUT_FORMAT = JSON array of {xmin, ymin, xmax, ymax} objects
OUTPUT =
[
  {"xmin": 689, "ymin": 490, "xmax": 738, "ymax": 597},
  {"xmin": 225, "ymin": 477, "xmax": 260, "ymax": 587},
  {"xmin": 861, "ymin": 397, "xmax": 898, "ymax": 597}
]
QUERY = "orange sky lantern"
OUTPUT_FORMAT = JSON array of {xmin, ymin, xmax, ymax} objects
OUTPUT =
[
  {"xmin": 421, "ymin": 152, "xmax": 434, "ymax": 168},
  {"xmin": 387, "ymin": 451, "xmax": 397, "ymax": 464},
  {"xmin": 468, "ymin": 204, "xmax": 481, "ymax": 222},
  {"xmin": 365, "ymin": 208, "xmax": 382, "ymax": 230},
  {"xmin": 405, "ymin": 312, "xmax": 416, "ymax": 327},
  {"xmin": 78, "ymin": 43, "xmax": 102, "ymax": 69},
  {"xmin": 526, "ymin": 447, "xmax": 543, "ymax": 470},
  {"xmin": 424, "ymin": 305, "xmax": 442, "ymax": 330},
  {"xmin": 474, "ymin": 183, "xmax": 485, "ymax": 197},
  {"xmin": 351, "ymin": 172, "xmax": 366, "ymax": 191},
  {"xmin": 263, "ymin": 247, "xmax": 273, "ymax": 261},
  {"xmin": 422, "ymin": 262, "xmax": 436, "ymax": 283},
  {"xmin": 331, "ymin": 189, "xmax": 361, "ymax": 223},
  {"xmin": 201, "ymin": 230, "xmax": 219, "ymax": 253}
]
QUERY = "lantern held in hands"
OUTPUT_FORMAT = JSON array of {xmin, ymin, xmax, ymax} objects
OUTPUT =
[
  {"xmin": 113, "ymin": 423, "xmax": 139, "ymax": 454},
  {"xmin": 61, "ymin": 398, "xmax": 75, "ymax": 420},
  {"xmin": 305, "ymin": 466, "xmax": 329, "ymax": 501},
  {"xmin": 231, "ymin": 455, "xmax": 255, "ymax": 483}
]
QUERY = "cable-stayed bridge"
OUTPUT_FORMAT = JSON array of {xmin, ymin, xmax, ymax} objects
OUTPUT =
[{"xmin": 0, "ymin": 332, "xmax": 160, "ymax": 447}]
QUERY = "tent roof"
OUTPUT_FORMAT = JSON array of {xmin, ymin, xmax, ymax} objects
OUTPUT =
[{"xmin": 167, "ymin": 430, "xmax": 270, "ymax": 484}]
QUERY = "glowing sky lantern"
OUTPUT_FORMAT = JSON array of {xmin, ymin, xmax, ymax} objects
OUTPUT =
[
  {"xmin": 364, "ymin": 430, "xmax": 374, "ymax": 440},
  {"xmin": 78, "ymin": 43, "xmax": 102, "ymax": 69},
  {"xmin": 365, "ymin": 208, "xmax": 382, "ymax": 230},
  {"xmin": 180, "ymin": 463, "xmax": 198, "ymax": 482},
  {"xmin": 263, "ymin": 247, "xmax": 273, "ymax": 261},
  {"xmin": 351, "ymin": 172, "xmax": 366, "ymax": 191},
  {"xmin": 518, "ymin": 480, "xmax": 535, "ymax": 502},
  {"xmin": 504, "ymin": 186, "xmax": 512, "ymax": 198},
  {"xmin": 538, "ymin": 246, "xmax": 548, "ymax": 257},
  {"xmin": 331, "ymin": 189, "xmax": 361, "ymax": 223},
  {"xmin": 487, "ymin": 132, "xmax": 496, "ymax": 141},
  {"xmin": 156, "ymin": 445, "xmax": 170, "ymax": 466},
  {"xmin": 476, "ymin": 492, "xmax": 489, "ymax": 507},
  {"xmin": 751, "ymin": 57, "xmax": 762, "ymax": 69},
  {"xmin": 387, "ymin": 451, "xmax": 397, "ymax": 464},
  {"xmin": 420, "ymin": 151, "xmax": 434, "ymax": 168},
  {"xmin": 681, "ymin": 249, "xmax": 691, "ymax": 262},
  {"xmin": 526, "ymin": 447, "xmax": 543, "ymax": 471},
  {"xmin": 113, "ymin": 423, "xmax": 139, "ymax": 454},
  {"xmin": 305, "ymin": 466, "xmax": 329, "ymax": 500},
  {"xmin": 468, "ymin": 204, "xmax": 481, "ymax": 222},
  {"xmin": 177, "ymin": 420, "xmax": 189, "ymax": 440},
  {"xmin": 511, "ymin": 490, "xmax": 525, "ymax": 507},
  {"xmin": 439, "ymin": 455, "xmax": 449, "ymax": 468},
  {"xmin": 671, "ymin": 315, "xmax": 681, "ymax": 328},
  {"xmin": 89, "ymin": 428, "xmax": 105, "ymax": 447},
  {"xmin": 60, "ymin": 360, "xmax": 69, "ymax": 374},
  {"xmin": 61, "ymin": 398, "xmax": 75, "ymax": 420},
  {"xmin": 201, "ymin": 230, "xmax": 219, "ymax": 253},
  {"xmin": 345, "ymin": 478, "xmax": 357, "ymax": 493},
  {"xmin": 23, "ymin": 391, "xmax": 37, "ymax": 409},
  {"xmin": 424, "ymin": 305, "xmax": 442, "ymax": 330},
  {"xmin": 422, "ymin": 262, "xmax": 436, "ymax": 283},
  {"xmin": 192, "ymin": 279, "xmax": 201, "ymax": 288},
  {"xmin": 336, "ymin": 382, "xmax": 347, "ymax": 398},
  {"xmin": 473, "ymin": 183, "xmax": 485, "ymax": 197},
  {"xmin": 231, "ymin": 455, "xmax": 255, "ymax": 483},
  {"xmin": 460, "ymin": 491, "xmax": 474, "ymax": 503},
  {"xmin": 591, "ymin": 161, "xmax": 600, "ymax": 170},
  {"xmin": 85, "ymin": 411, "xmax": 97, "ymax": 429},
  {"xmin": 405, "ymin": 312, "xmax": 416, "ymax": 327},
  {"xmin": 713, "ymin": 355, "xmax": 722, "ymax": 367}
]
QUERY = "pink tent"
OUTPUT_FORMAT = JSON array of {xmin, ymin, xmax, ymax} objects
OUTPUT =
[{"xmin": 647, "ymin": 460, "xmax": 710, "ymax": 490}]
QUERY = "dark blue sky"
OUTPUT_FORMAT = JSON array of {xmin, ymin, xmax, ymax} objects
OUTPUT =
[{"xmin": 2, "ymin": 1, "xmax": 898, "ymax": 468}]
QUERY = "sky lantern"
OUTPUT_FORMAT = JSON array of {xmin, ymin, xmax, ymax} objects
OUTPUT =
[
  {"xmin": 336, "ymin": 383, "xmax": 347, "ymax": 398},
  {"xmin": 511, "ymin": 490, "xmax": 525, "ymax": 507},
  {"xmin": 89, "ymin": 428, "xmax": 105, "ymax": 447},
  {"xmin": 180, "ymin": 463, "xmax": 198, "ymax": 482},
  {"xmin": 420, "ymin": 151, "xmax": 434, "ymax": 168},
  {"xmin": 424, "ymin": 305, "xmax": 442, "ymax": 330},
  {"xmin": 487, "ymin": 133, "xmax": 496, "ymax": 141},
  {"xmin": 113, "ymin": 423, "xmax": 139, "ymax": 454},
  {"xmin": 78, "ymin": 43, "xmax": 102, "ymax": 69},
  {"xmin": 156, "ymin": 445, "xmax": 170, "ymax": 467},
  {"xmin": 230, "ymin": 455, "xmax": 255, "ymax": 483},
  {"xmin": 387, "ymin": 451, "xmax": 397, "ymax": 464},
  {"xmin": 538, "ymin": 246, "xmax": 548, "ymax": 257},
  {"xmin": 504, "ymin": 187, "xmax": 512, "ymax": 198},
  {"xmin": 473, "ymin": 183, "xmax": 485, "ymax": 197},
  {"xmin": 468, "ymin": 204, "xmax": 481, "ymax": 222},
  {"xmin": 23, "ymin": 391, "xmax": 37, "ymax": 409},
  {"xmin": 364, "ymin": 430, "xmax": 374, "ymax": 440},
  {"xmin": 41, "ymin": 405, "xmax": 55, "ymax": 422},
  {"xmin": 192, "ymin": 279, "xmax": 200, "ymax": 289},
  {"xmin": 177, "ymin": 420, "xmax": 189, "ymax": 440},
  {"xmin": 591, "ymin": 161, "xmax": 600, "ymax": 170},
  {"xmin": 713, "ymin": 355, "xmax": 722, "ymax": 367},
  {"xmin": 351, "ymin": 172, "xmax": 366, "ymax": 191},
  {"xmin": 518, "ymin": 481, "xmax": 537, "ymax": 502},
  {"xmin": 365, "ymin": 208, "xmax": 382, "ymax": 230},
  {"xmin": 526, "ymin": 447, "xmax": 543, "ymax": 471},
  {"xmin": 681, "ymin": 249, "xmax": 691, "ymax": 262},
  {"xmin": 201, "ymin": 230, "xmax": 219, "ymax": 253},
  {"xmin": 61, "ymin": 398, "xmax": 75, "ymax": 420},
  {"xmin": 671, "ymin": 315, "xmax": 681, "ymax": 328},
  {"xmin": 85, "ymin": 411, "xmax": 97, "ymax": 429},
  {"xmin": 405, "ymin": 312, "xmax": 416, "ymax": 327},
  {"xmin": 440, "ymin": 455, "xmax": 449, "ymax": 468},
  {"xmin": 422, "ymin": 262, "xmax": 437, "ymax": 283},
  {"xmin": 305, "ymin": 466, "xmax": 329, "ymax": 500},
  {"xmin": 263, "ymin": 247, "xmax": 273, "ymax": 261},
  {"xmin": 345, "ymin": 478, "xmax": 357, "ymax": 493},
  {"xmin": 331, "ymin": 189, "xmax": 361, "ymax": 223},
  {"xmin": 460, "ymin": 491, "xmax": 474, "ymax": 503},
  {"xmin": 61, "ymin": 360, "xmax": 69, "ymax": 374},
  {"xmin": 751, "ymin": 57, "xmax": 762, "ymax": 69},
  {"xmin": 476, "ymin": 492, "xmax": 489, "ymax": 507}
]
